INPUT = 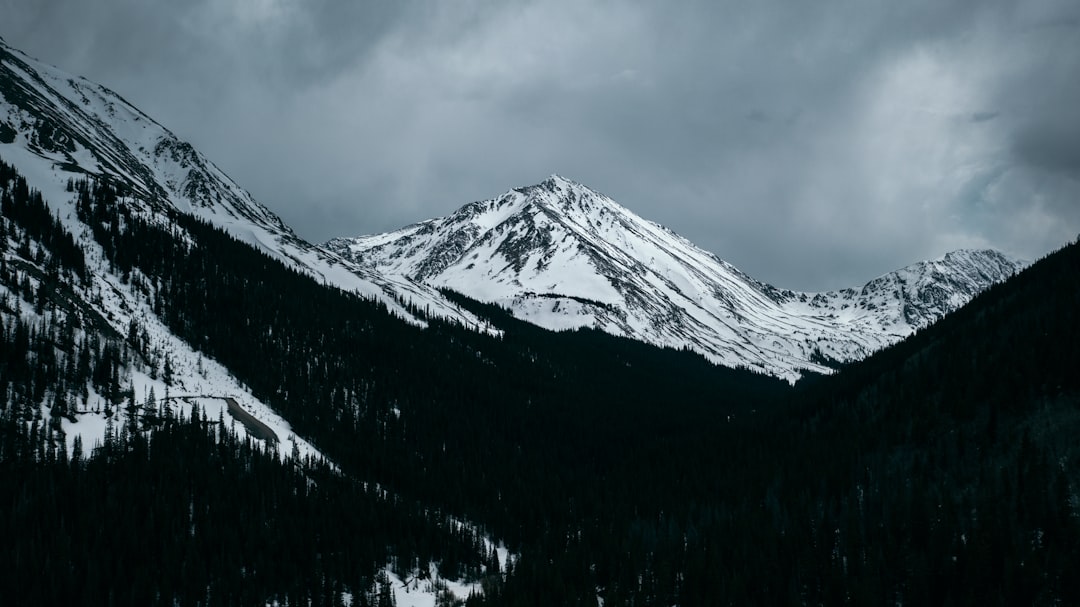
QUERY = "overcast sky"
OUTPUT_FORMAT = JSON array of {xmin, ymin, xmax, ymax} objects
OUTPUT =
[{"xmin": 2, "ymin": 0, "xmax": 1078, "ymax": 290}]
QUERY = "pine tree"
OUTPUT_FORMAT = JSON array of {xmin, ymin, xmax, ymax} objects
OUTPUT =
[{"xmin": 163, "ymin": 353, "xmax": 174, "ymax": 387}]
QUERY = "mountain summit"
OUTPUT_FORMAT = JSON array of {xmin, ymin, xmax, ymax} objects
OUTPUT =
[{"xmin": 329, "ymin": 176, "xmax": 1024, "ymax": 379}]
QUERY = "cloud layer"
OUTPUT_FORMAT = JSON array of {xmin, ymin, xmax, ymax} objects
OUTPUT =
[{"xmin": 3, "ymin": 0, "xmax": 1078, "ymax": 289}]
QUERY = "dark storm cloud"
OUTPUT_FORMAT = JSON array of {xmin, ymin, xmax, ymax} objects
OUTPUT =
[
  {"xmin": 1005, "ymin": 23, "xmax": 1080, "ymax": 184},
  {"xmin": 0, "ymin": 0, "xmax": 410, "ymax": 87},
  {"xmin": 2, "ymin": 0, "xmax": 1079, "ymax": 290},
  {"xmin": 1014, "ymin": 122, "xmax": 1080, "ymax": 180}
]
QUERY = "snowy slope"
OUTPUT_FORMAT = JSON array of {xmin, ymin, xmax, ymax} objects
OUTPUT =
[
  {"xmin": 329, "ymin": 175, "xmax": 1025, "ymax": 380},
  {"xmin": 0, "ymin": 37, "xmax": 510, "ymax": 603},
  {"xmin": 0, "ymin": 160, "xmax": 507, "ymax": 605},
  {"xmin": 0, "ymin": 160, "xmax": 325, "ymax": 463},
  {"xmin": 0, "ymin": 38, "xmax": 485, "ymax": 329}
]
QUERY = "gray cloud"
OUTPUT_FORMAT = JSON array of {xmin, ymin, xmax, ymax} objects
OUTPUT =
[
  {"xmin": 2, "ymin": 0, "xmax": 1079, "ymax": 290},
  {"xmin": 1013, "ymin": 122, "xmax": 1080, "ymax": 180}
]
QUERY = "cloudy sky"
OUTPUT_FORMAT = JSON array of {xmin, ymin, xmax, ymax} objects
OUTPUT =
[{"xmin": 2, "ymin": 0, "xmax": 1078, "ymax": 290}]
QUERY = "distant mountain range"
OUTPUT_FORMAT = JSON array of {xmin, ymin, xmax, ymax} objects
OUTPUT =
[
  {"xmin": 328, "ymin": 175, "xmax": 1024, "ymax": 379},
  {"xmin": 2, "ymin": 37, "xmax": 1023, "ymax": 380}
]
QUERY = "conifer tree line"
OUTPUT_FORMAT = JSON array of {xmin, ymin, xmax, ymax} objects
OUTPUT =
[{"xmin": 2, "ymin": 157, "xmax": 1080, "ymax": 604}]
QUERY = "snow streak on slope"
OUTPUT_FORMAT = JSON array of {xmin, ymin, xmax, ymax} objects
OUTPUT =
[
  {"xmin": 330, "ymin": 175, "xmax": 1025, "ymax": 380},
  {"xmin": 0, "ymin": 39, "xmax": 486, "ymax": 330}
]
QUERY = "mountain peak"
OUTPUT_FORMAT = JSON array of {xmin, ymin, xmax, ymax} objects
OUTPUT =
[
  {"xmin": 539, "ymin": 173, "xmax": 579, "ymax": 189},
  {"xmin": 898, "ymin": 248, "xmax": 1025, "ymax": 286},
  {"xmin": 328, "ymin": 178, "xmax": 1024, "ymax": 380},
  {"xmin": 941, "ymin": 248, "xmax": 1018, "ymax": 265},
  {"xmin": 514, "ymin": 174, "xmax": 631, "ymax": 223},
  {"xmin": 520, "ymin": 173, "xmax": 589, "ymax": 199}
]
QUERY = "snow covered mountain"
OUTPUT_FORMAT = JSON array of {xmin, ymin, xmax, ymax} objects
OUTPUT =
[
  {"xmin": 0, "ymin": 41, "xmax": 334, "ymax": 461},
  {"xmin": 328, "ymin": 175, "xmax": 1024, "ymax": 380},
  {"xmin": 0, "ymin": 37, "xmax": 484, "ymax": 329},
  {"xmin": 0, "ymin": 35, "xmax": 1023, "ymax": 384},
  {"xmin": 0, "ymin": 37, "xmax": 498, "ymax": 460},
  {"xmin": 0, "ymin": 39, "xmax": 505, "ymax": 604}
]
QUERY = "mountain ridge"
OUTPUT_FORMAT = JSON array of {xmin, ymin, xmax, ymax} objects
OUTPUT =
[
  {"xmin": 0, "ymin": 37, "xmax": 487, "ymax": 330},
  {"xmin": 329, "ymin": 175, "xmax": 1024, "ymax": 379}
]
